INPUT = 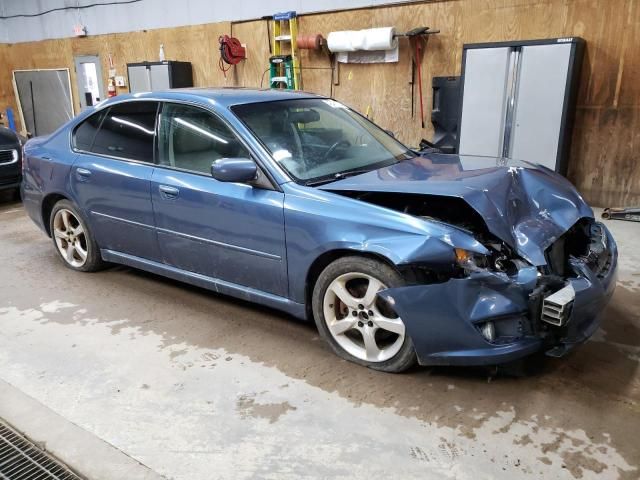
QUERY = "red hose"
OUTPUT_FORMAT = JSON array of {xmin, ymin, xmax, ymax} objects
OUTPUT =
[{"xmin": 219, "ymin": 35, "xmax": 246, "ymax": 77}]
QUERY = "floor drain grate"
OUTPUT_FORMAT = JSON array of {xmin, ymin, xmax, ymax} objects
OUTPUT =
[{"xmin": 0, "ymin": 421, "xmax": 83, "ymax": 480}]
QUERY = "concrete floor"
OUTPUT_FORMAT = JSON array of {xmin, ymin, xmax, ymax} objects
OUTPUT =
[{"xmin": 0, "ymin": 191, "xmax": 638, "ymax": 480}]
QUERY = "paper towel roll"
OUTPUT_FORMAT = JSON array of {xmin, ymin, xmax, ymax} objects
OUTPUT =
[
  {"xmin": 361, "ymin": 27, "xmax": 397, "ymax": 51},
  {"xmin": 327, "ymin": 30, "xmax": 357, "ymax": 52},
  {"xmin": 327, "ymin": 27, "xmax": 397, "ymax": 53}
]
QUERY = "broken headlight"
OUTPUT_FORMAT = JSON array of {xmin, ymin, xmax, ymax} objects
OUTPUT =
[
  {"xmin": 455, "ymin": 247, "xmax": 527, "ymax": 275},
  {"xmin": 454, "ymin": 248, "xmax": 489, "ymax": 272}
]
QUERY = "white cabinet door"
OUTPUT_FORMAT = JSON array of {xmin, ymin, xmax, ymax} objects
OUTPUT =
[
  {"xmin": 458, "ymin": 47, "xmax": 512, "ymax": 157},
  {"xmin": 510, "ymin": 43, "xmax": 572, "ymax": 169},
  {"xmin": 128, "ymin": 66, "xmax": 151, "ymax": 93},
  {"xmin": 150, "ymin": 64, "xmax": 171, "ymax": 90}
]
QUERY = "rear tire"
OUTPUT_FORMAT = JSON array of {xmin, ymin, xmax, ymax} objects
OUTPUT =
[
  {"xmin": 312, "ymin": 256, "xmax": 417, "ymax": 373},
  {"xmin": 49, "ymin": 200, "xmax": 104, "ymax": 272}
]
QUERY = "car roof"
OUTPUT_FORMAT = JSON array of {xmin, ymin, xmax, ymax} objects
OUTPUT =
[{"xmin": 100, "ymin": 87, "xmax": 323, "ymax": 109}]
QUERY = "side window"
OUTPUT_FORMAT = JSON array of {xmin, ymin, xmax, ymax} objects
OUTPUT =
[
  {"xmin": 158, "ymin": 103, "xmax": 250, "ymax": 175},
  {"xmin": 73, "ymin": 109, "xmax": 107, "ymax": 151},
  {"xmin": 91, "ymin": 101, "xmax": 158, "ymax": 162}
]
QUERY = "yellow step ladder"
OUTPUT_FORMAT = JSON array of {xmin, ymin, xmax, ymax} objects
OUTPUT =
[{"xmin": 270, "ymin": 11, "xmax": 300, "ymax": 90}]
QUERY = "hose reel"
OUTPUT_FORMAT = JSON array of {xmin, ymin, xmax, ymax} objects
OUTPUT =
[{"xmin": 218, "ymin": 35, "xmax": 246, "ymax": 75}]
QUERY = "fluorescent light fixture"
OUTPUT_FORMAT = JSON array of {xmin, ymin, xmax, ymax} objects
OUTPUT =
[
  {"xmin": 111, "ymin": 116, "xmax": 154, "ymax": 135},
  {"xmin": 174, "ymin": 117, "xmax": 228, "ymax": 144}
]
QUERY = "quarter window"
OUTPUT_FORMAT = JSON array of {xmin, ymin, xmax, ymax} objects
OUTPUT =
[
  {"xmin": 73, "ymin": 109, "xmax": 107, "ymax": 151},
  {"xmin": 158, "ymin": 103, "xmax": 250, "ymax": 175},
  {"xmin": 90, "ymin": 101, "xmax": 159, "ymax": 162}
]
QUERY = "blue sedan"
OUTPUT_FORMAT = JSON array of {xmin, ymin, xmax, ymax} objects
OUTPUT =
[{"xmin": 21, "ymin": 89, "xmax": 617, "ymax": 372}]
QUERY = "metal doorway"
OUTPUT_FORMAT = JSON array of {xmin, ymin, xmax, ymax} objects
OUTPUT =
[
  {"xmin": 12, "ymin": 69, "xmax": 74, "ymax": 137},
  {"xmin": 74, "ymin": 55, "xmax": 105, "ymax": 110}
]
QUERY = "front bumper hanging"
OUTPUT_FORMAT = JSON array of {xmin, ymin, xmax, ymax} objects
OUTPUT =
[{"xmin": 379, "ymin": 224, "xmax": 618, "ymax": 366}]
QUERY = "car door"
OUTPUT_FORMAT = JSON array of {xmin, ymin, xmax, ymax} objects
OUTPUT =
[
  {"xmin": 151, "ymin": 102, "xmax": 287, "ymax": 296},
  {"xmin": 70, "ymin": 101, "xmax": 162, "ymax": 261}
]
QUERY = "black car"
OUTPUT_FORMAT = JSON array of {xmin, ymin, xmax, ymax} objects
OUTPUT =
[{"xmin": 0, "ymin": 126, "xmax": 23, "ymax": 200}]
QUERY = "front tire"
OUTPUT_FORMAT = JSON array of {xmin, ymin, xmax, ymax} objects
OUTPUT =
[
  {"xmin": 49, "ymin": 200, "xmax": 104, "ymax": 272},
  {"xmin": 312, "ymin": 256, "xmax": 417, "ymax": 373}
]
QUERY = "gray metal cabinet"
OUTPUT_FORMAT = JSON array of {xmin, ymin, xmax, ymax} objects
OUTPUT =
[
  {"xmin": 127, "ymin": 61, "xmax": 193, "ymax": 93},
  {"xmin": 457, "ymin": 38, "xmax": 584, "ymax": 175}
]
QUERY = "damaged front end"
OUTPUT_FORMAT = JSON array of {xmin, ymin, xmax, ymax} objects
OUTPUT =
[
  {"xmin": 318, "ymin": 155, "xmax": 618, "ymax": 366},
  {"xmin": 321, "ymin": 154, "xmax": 617, "ymax": 365},
  {"xmin": 377, "ymin": 217, "xmax": 617, "ymax": 366}
]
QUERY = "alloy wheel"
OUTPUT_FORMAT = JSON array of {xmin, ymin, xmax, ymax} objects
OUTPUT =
[
  {"xmin": 53, "ymin": 209, "xmax": 88, "ymax": 268},
  {"xmin": 322, "ymin": 272, "xmax": 406, "ymax": 362}
]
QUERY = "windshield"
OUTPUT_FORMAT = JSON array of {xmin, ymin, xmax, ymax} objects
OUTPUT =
[{"xmin": 232, "ymin": 98, "xmax": 415, "ymax": 184}]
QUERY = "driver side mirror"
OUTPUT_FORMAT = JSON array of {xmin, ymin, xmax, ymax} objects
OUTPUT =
[{"xmin": 211, "ymin": 158, "xmax": 258, "ymax": 183}]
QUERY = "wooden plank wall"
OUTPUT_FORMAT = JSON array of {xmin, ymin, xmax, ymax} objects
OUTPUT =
[{"xmin": 0, "ymin": 0, "xmax": 638, "ymax": 207}]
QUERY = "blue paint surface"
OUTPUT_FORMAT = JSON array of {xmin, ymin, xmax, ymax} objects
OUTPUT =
[{"xmin": 6, "ymin": 108, "xmax": 16, "ymax": 131}]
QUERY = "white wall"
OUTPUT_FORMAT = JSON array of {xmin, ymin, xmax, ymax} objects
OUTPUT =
[{"xmin": 0, "ymin": 0, "xmax": 419, "ymax": 43}]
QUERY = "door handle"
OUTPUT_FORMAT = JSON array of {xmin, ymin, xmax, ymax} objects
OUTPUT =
[
  {"xmin": 159, "ymin": 184, "xmax": 179, "ymax": 199},
  {"xmin": 76, "ymin": 167, "xmax": 92, "ymax": 181}
]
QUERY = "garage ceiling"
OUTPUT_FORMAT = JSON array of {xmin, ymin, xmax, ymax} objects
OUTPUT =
[{"xmin": 0, "ymin": 0, "xmax": 422, "ymax": 43}]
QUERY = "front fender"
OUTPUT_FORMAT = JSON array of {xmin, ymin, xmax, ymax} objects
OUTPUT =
[{"xmin": 283, "ymin": 182, "xmax": 487, "ymax": 303}]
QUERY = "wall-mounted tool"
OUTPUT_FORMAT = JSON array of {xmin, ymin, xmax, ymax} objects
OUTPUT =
[
  {"xmin": 218, "ymin": 35, "xmax": 246, "ymax": 77},
  {"xmin": 397, "ymin": 27, "xmax": 439, "ymax": 128},
  {"xmin": 602, "ymin": 207, "xmax": 640, "ymax": 222}
]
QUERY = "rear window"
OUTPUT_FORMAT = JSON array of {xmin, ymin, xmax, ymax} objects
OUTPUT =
[
  {"xmin": 73, "ymin": 109, "xmax": 107, "ymax": 151},
  {"xmin": 89, "ymin": 101, "xmax": 159, "ymax": 162}
]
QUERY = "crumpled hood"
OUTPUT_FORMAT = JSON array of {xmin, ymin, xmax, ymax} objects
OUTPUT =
[{"xmin": 318, "ymin": 154, "xmax": 593, "ymax": 266}]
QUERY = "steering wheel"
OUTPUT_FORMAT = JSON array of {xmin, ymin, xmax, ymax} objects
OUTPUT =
[{"xmin": 323, "ymin": 140, "xmax": 351, "ymax": 162}]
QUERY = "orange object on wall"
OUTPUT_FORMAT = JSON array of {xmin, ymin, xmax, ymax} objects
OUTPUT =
[{"xmin": 296, "ymin": 33, "xmax": 323, "ymax": 50}]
